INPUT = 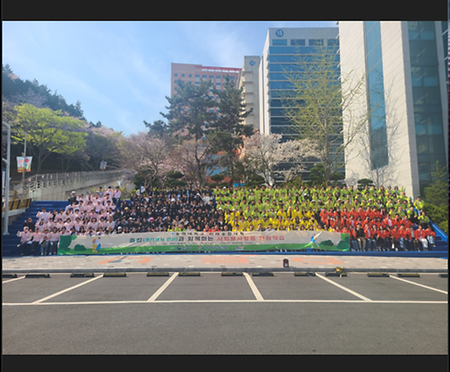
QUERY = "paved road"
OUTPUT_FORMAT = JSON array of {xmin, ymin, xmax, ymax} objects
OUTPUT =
[
  {"xmin": 3, "ymin": 271, "xmax": 447, "ymax": 354},
  {"xmin": 2, "ymin": 253, "xmax": 448, "ymax": 274}
]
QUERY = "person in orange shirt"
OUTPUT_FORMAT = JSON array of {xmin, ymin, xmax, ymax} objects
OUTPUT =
[{"xmin": 397, "ymin": 225, "xmax": 409, "ymax": 251}]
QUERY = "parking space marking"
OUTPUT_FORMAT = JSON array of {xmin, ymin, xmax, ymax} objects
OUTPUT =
[
  {"xmin": 147, "ymin": 272, "xmax": 179, "ymax": 302},
  {"xmin": 3, "ymin": 299, "xmax": 447, "ymax": 306},
  {"xmin": 243, "ymin": 272, "xmax": 264, "ymax": 301},
  {"xmin": 2, "ymin": 276, "xmax": 25, "ymax": 284},
  {"xmin": 315, "ymin": 273, "xmax": 372, "ymax": 302},
  {"xmin": 389, "ymin": 275, "xmax": 448, "ymax": 294},
  {"xmin": 31, "ymin": 275, "xmax": 103, "ymax": 304}
]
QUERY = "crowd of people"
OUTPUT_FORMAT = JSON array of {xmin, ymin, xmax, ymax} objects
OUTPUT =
[{"xmin": 17, "ymin": 183, "xmax": 438, "ymax": 256}]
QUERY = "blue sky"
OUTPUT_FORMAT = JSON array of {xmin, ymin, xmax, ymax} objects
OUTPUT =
[{"xmin": 2, "ymin": 21, "xmax": 337, "ymax": 136}]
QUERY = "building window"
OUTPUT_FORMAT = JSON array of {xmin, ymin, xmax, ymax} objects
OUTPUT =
[
  {"xmin": 291, "ymin": 39, "xmax": 305, "ymax": 46},
  {"xmin": 273, "ymin": 39, "xmax": 287, "ymax": 45},
  {"xmin": 309, "ymin": 39, "xmax": 323, "ymax": 46},
  {"xmin": 327, "ymin": 39, "xmax": 339, "ymax": 46},
  {"xmin": 364, "ymin": 21, "xmax": 389, "ymax": 170}
]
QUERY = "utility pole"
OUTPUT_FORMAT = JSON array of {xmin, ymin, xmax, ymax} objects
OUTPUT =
[{"xmin": 2, "ymin": 121, "xmax": 11, "ymax": 235}]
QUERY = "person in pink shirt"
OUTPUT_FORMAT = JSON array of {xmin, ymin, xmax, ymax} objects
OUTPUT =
[
  {"xmin": 30, "ymin": 227, "xmax": 44, "ymax": 255},
  {"xmin": 73, "ymin": 217, "xmax": 83, "ymax": 232},
  {"xmin": 47, "ymin": 227, "xmax": 60, "ymax": 255},
  {"xmin": 87, "ymin": 217, "xmax": 99, "ymax": 231},
  {"xmin": 63, "ymin": 218, "xmax": 73, "ymax": 231},
  {"xmin": 17, "ymin": 226, "xmax": 33, "ymax": 255},
  {"xmin": 41, "ymin": 228, "xmax": 51, "ymax": 255}
]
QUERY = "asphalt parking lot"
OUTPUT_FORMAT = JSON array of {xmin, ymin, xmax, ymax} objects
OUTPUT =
[{"xmin": 2, "ymin": 271, "xmax": 447, "ymax": 354}]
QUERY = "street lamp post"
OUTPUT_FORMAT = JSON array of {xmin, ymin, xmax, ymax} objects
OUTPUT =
[{"xmin": 2, "ymin": 121, "xmax": 11, "ymax": 235}]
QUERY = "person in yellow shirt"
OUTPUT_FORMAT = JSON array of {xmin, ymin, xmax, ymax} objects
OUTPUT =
[
  {"xmin": 283, "ymin": 217, "xmax": 293, "ymax": 230},
  {"xmin": 244, "ymin": 216, "xmax": 257, "ymax": 231},
  {"xmin": 276, "ymin": 208, "xmax": 287, "ymax": 220}
]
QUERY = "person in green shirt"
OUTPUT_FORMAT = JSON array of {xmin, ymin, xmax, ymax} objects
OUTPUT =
[{"xmin": 413, "ymin": 196, "xmax": 424, "ymax": 211}]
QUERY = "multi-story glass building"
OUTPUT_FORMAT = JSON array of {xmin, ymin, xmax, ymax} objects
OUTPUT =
[
  {"xmin": 339, "ymin": 21, "xmax": 448, "ymax": 198},
  {"xmin": 256, "ymin": 27, "xmax": 341, "ymax": 182}
]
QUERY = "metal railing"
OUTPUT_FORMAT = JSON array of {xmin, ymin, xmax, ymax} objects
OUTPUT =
[{"xmin": 11, "ymin": 169, "xmax": 127, "ymax": 199}]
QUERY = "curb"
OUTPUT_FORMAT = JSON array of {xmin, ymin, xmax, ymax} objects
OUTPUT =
[{"xmin": 2, "ymin": 267, "xmax": 448, "ymax": 274}]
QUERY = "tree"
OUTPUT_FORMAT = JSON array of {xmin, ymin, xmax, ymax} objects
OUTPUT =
[
  {"xmin": 161, "ymin": 79, "xmax": 217, "ymax": 187},
  {"xmin": 243, "ymin": 133, "xmax": 318, "ymax": 186},
  {"xmin": 121, "ymin": 131, "xmax": 174, "ymax": 190},
  {"xmin": 207, "ymin": 75, "xmax": 254, "ymax": 186},
  {"xmin": 422, "ymin": 161, "xmax": 448, "ymax": 233},
  {"xmin": 12, "ymin": 103, "xmax": 87, "ymax": 173},
  {"xmin": 283, "ymin": 43, "xmax": 368, "ymax": 184}
]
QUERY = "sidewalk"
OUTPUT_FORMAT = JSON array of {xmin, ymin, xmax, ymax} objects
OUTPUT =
[{"xmin": 2, "ymin": 253, "xmax": 448, "ymax": 274}]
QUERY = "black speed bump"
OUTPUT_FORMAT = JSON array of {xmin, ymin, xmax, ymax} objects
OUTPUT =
[
  {"xmin": 103, "ymin": 273, "xmax": 127, "ymax": 277},
  {"xmin": 252, "ymin": 272, "xmax": 274, "ymax": 276},
  {"xmin": 147, "ymin": 272, "xmax": 169, "ymax": 277},
  {"xmin": 70, "ymin": 273, "xmax": 95, "ymax": 278},
  {"xmin": 294, "ymin": 272, "xmax": 316, "ymax": 276},
  {"xmin": 439, "ymin": 273, "xmax": 448, "ymax": 278},
  {"xmin": 2, "ymin": 274, "xmax": 18, "ymax": 278},
  {"xmin": 178, "ymin": 272, "xmax": 201, "ymax": 277},
  {"xmin": 221, "ymin": 272, "xmax": 243, "ymax": 276},
  {"xmin": 367, "ymin": 273, "xmax": 390, "ymax": 277},
  {"xmin": 25, "ymin": 274, "xmax": 50, "ymax": 278},
  {"xmin": 397, "ymin": 273, "xmax": 420, "ymax": 277}
]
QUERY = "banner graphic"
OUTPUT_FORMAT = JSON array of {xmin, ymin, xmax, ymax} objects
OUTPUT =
[
  {"xmin": 57, "ymin": 231, "xmax": 350, "ymax": 255},
  {"xmin": 17, "ymin": 156, "xmax": 32, "ymax": 173}
]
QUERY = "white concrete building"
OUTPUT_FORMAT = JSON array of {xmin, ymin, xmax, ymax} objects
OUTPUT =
[
  {"xmin": 237, "ymin": 56, "xmax": 261, "ymax": 131},
  {"xmin": 339, "ymin": 21, "xmax": 448, "ymax": 199}
]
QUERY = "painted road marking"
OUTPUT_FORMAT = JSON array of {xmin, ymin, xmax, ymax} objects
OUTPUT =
[
  {"xmin": 389, "ymin": 275, "xmax": 448, "ymax": 294},
  {"xmin": 3, "ymin": 299, "xmax": 447, "ymax": 306},
  {"xmin": 2, "ymin": 276, "xmax": 25, "ymax": 284},
  {"xmin": 315, "ymin": 273, "xmax": 373, "ymax": 302},
  {"xmin": 147, "ymin": 272, "xmax": 179, "ymax": 302},
  {"xmin": 290, "ymin": 257, "xmax": 344, "ymax": 265},
  {"xmin": 243, "ymin": 272, "xmax": 264, "ymax": 301},
  {"xmin": 31, "ymin": 275, "xmax": 103, "ymax": 304},
  {"xmin": 201, "ymin": 256, "xmax": 249, "ymax": 264},
  {"xmin": 97, "ymin": 256, "xmax": 153, "ymax": 265}
]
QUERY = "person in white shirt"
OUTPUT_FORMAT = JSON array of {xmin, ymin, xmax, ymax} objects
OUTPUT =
[
  {"xmin": 113, "ymin": 186, "xmax": 122, "ymax": 207},
  {"xmin": 36, "ymin": 207, "xmax": 50, "ymax": 223}
]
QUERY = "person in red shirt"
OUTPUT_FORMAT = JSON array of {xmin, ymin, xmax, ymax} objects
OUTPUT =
[
  {"xmin": 364, "ymin": 223, "xmax": 374, "ymax": 251},
  {"xmin": 413, "ymin": 226, "xmax": 427, "ymax": 251},
  {"xmin": 397, "ymin": 225, "xmax": 409, "ymax": 251},
  {"xmin": 423, "ymin": 225, "xmax": 436, "ymax": 250},
  {"xmin": 379, "ymin": 226, "xmax": 391, "ymax": 251},
  {"xmin": 349, "ymin": 227, "xmax": 358, "ymax": 251},
  {"xmin": 390, "ymin": 225, "xmax": 400, "ymax": 251}
]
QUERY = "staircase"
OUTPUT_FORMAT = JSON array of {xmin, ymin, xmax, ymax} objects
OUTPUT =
[
  {"xmin": 429, "ymin": 219, "xmax": 448, "ymax": 252},
  {"xmin": 2, "ymin": 200, "xmax": 69, "ymax": 257}
]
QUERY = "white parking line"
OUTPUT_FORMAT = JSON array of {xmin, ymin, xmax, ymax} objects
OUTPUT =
[
  {"xmin": 315, "ymin": 273, "xmax": 373, "ymax": 302},
  {"xmin": 31, "ymin": 275, "xmax": 103, "ymax": 304},
  {"xmin": 2, "ymin": 276, "xmax": 25, "ymax": 284},
  {"xmin": 147, "ymin": 272, "xmax": 179, "ymax": 302},
  {"xmin": 389, "ymin": 275, "xmax": 448, "ymax": 294},
  {"xmin": 243, "ymin": 272, "xmax": 264, "ymax": 301},
  {"xmin": 2, "ymin": 299, "xmax": 447, "ymax": 306}
]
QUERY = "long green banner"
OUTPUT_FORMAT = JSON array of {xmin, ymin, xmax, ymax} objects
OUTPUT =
[{"xmin": 57, "ymin": 230, "xmax": 350, "ymax": 255}]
